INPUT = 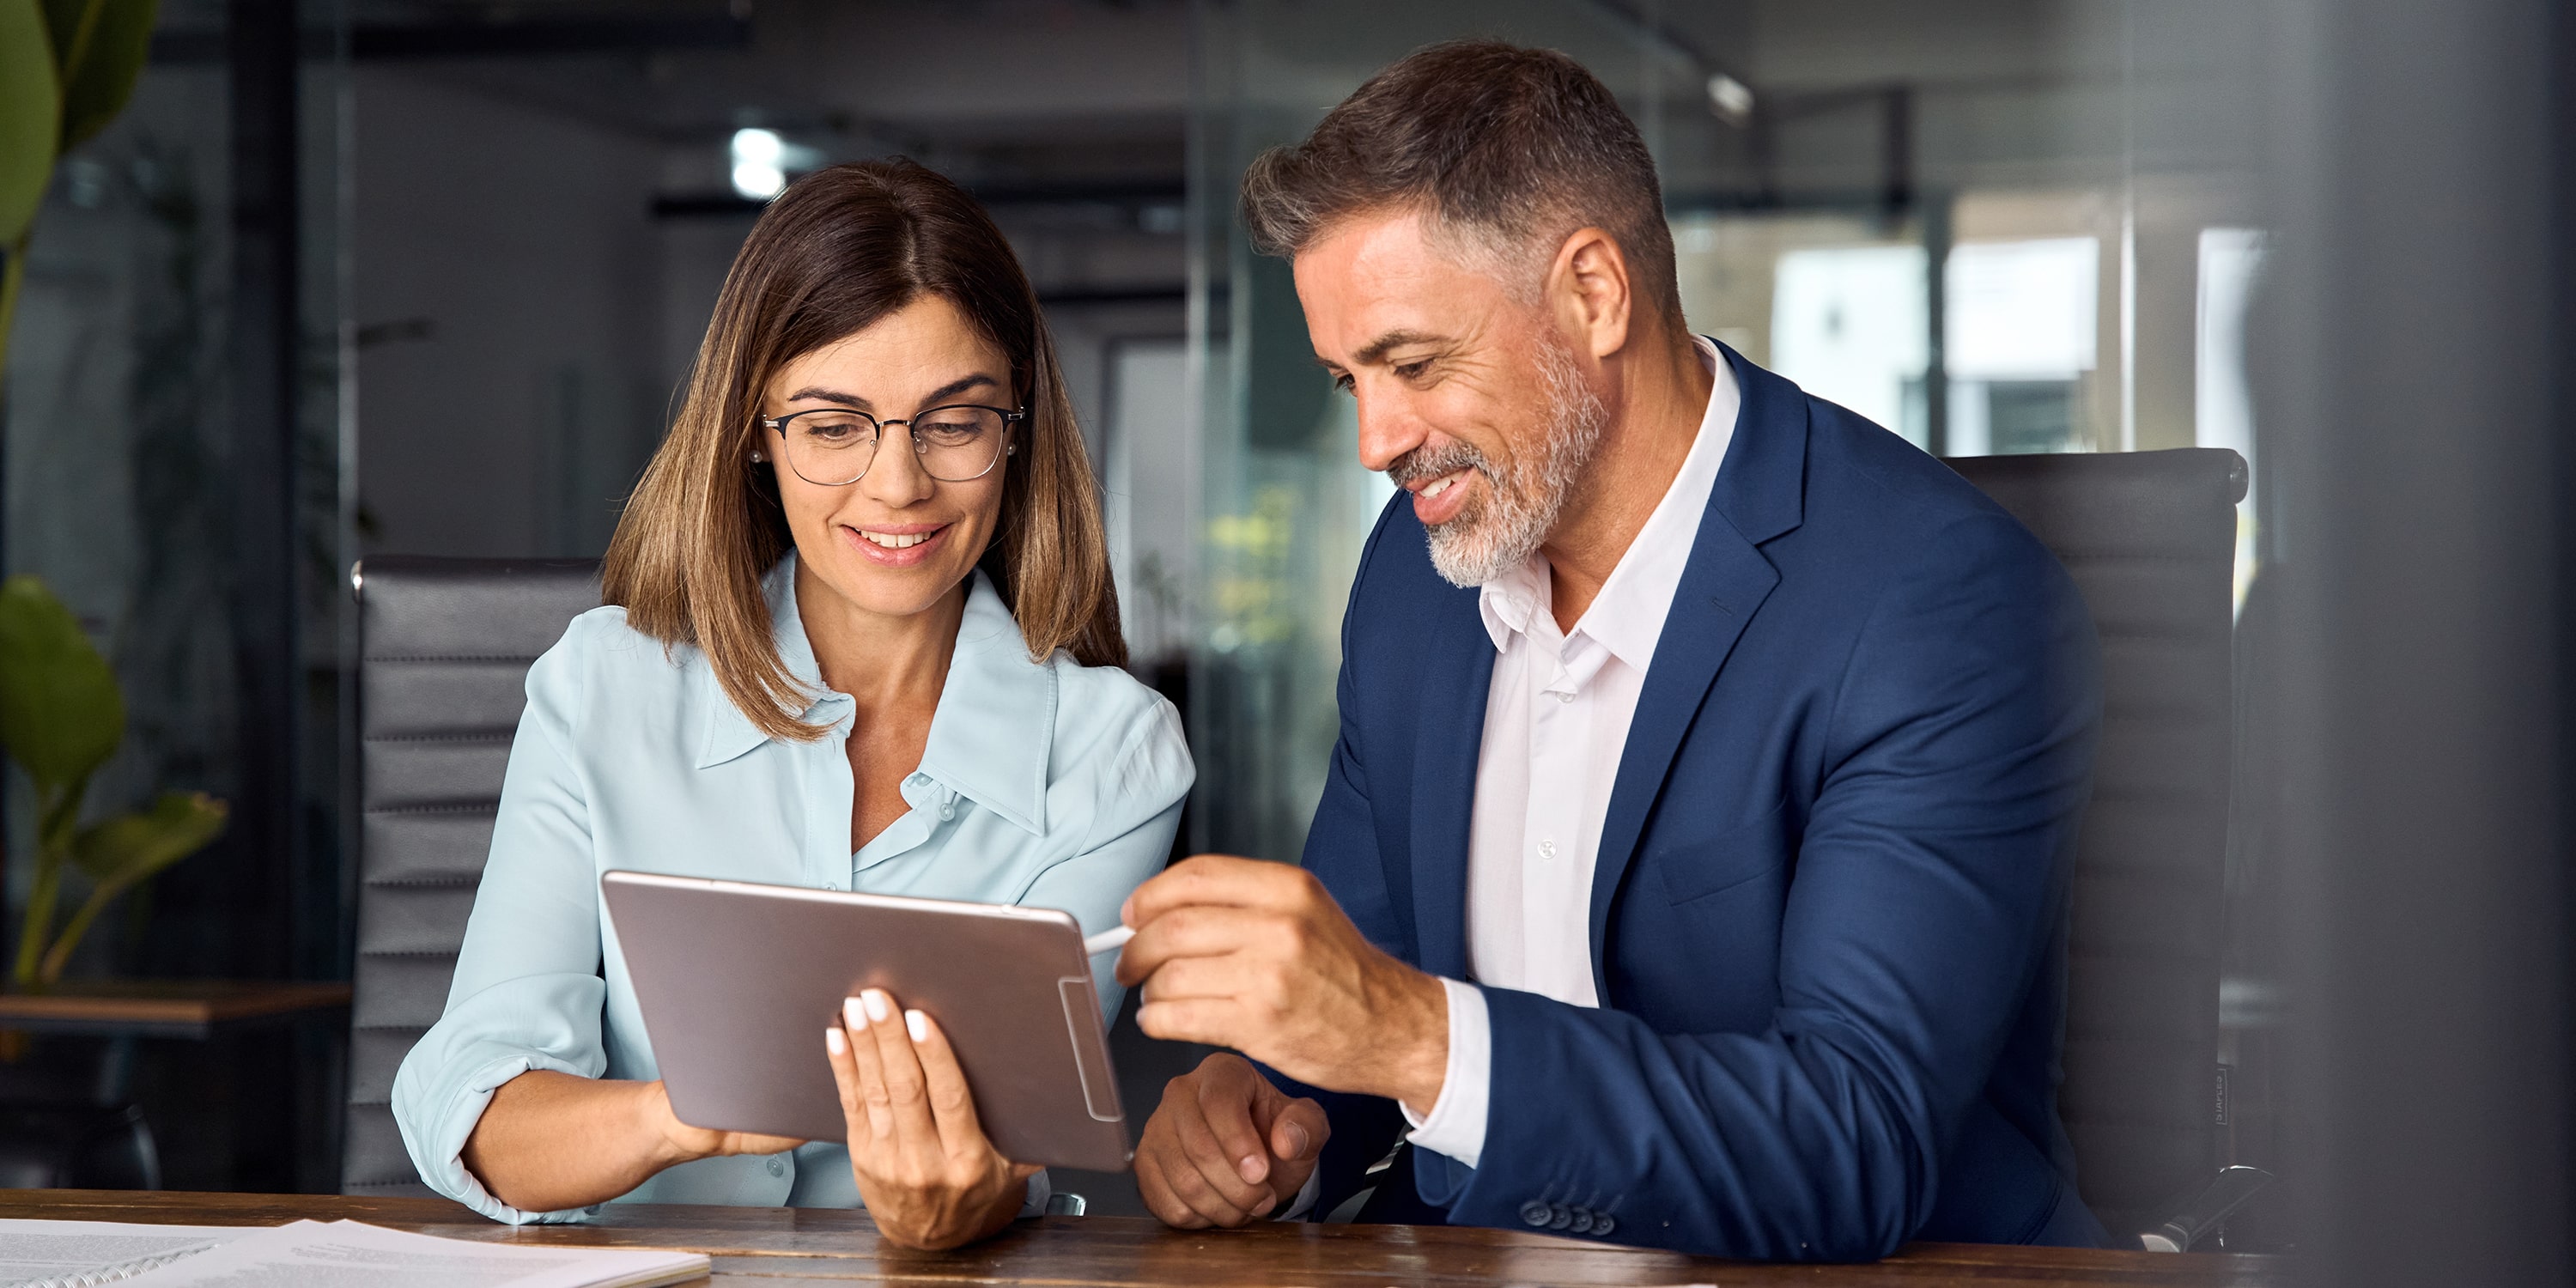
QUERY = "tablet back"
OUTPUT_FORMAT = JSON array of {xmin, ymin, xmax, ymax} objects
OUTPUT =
[{"xmin": 602, "ymin": 871, "xmax": 1129, "ymax": 1172}]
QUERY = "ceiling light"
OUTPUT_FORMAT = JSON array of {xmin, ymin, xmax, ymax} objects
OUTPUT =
[
  {"xmin": 1707, "ymin": 73, "xmax": 1755, "ymax": 125},
  {"xmin": 730, "ymin": 128, "xmax": 787, "ymax": 200}
]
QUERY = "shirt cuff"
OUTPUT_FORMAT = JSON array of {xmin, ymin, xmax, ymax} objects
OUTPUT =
[
  {"xmin": 1397, "ymin": 977, "xmax": 1488, "ymax": 1170},
  {"xmin": 1275, "ymin": 1167, "xmax": 1324, "ymax": 1221}
]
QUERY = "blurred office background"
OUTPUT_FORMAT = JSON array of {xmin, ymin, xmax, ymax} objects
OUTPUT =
[{"xmin": 4, "ymin": 1, "xmax": 2567, "ymax": 1282}]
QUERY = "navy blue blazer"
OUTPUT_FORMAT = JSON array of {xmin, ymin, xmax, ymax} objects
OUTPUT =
[{"xmin": 1281, "ymin": 345, "xmax": 2106, "ymax": 1260}]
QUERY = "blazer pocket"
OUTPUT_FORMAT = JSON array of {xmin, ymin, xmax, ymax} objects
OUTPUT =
[{"xmin": 1649, "ymin": 799, "xmax": 1793, "ymax": 907}]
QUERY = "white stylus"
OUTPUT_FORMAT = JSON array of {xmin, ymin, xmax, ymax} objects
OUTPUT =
[{"xmin": 1083, "ymin": 924, "xmax": 1136, "ymax": 956}]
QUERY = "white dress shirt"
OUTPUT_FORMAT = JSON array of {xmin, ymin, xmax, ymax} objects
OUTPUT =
[{"xmin": 1402, "ymin": 336, "xmax": 1740, "ymax": 1169}]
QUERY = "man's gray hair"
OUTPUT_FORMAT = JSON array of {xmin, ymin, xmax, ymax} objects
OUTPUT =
[{"xmin": 1238, "ymin": 39, "xmax": 1682, "ymax": 323}]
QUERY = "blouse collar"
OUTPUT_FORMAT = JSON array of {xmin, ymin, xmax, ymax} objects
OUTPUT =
[{"xmin": 694, "ymin": 552, "xmax": 1056, "ymax": 836}]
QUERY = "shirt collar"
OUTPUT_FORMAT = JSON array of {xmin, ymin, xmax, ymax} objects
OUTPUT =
[
  {"xmin": 1475, "ymin": 334, "xmax": 1741, "ymax": 673},
  {"xmin": 695, "ymin": 554, "xmax": 1054, "ymax": 835}
]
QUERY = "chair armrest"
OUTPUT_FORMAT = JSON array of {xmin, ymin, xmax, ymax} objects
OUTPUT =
[{"xmin": 2138, "ymin": 1165, "xmax": 2275, "ymax": 1251}]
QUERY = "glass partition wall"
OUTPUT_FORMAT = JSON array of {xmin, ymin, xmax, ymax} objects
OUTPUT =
[
  {"xmin": 1183, "ymin": 0, "xmax": 1700, "ymax": 865},
  {"xmin": 1179, "ymin": 0, "xmax": 2263, "ymax": 861},
  {"xmin": 3, "ymin": 0, "xmax": 355, "ymax": 1190}
]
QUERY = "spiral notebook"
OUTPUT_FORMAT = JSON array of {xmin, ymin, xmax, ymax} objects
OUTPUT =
[{"xmin": 0, "ymin": 1219, "xmax": 709, "ymax": 1288}]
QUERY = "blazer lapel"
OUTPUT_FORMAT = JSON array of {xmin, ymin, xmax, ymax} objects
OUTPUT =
[
  {"xmin": 1409, "ymin": 595, "xmax": 1495, "ymax": 981},
  {"xmin": 1588, "ymin": 345, "xmax": 1810, "ymax": 992}
]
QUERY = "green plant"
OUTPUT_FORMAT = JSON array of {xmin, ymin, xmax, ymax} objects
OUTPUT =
[
  {"xmin": 2, "ymin": 0, "xmax": 159, "ymax": 375},
  {"xmin": 0, "ymin": 575, "xmax": 222, "ymax": 988}
]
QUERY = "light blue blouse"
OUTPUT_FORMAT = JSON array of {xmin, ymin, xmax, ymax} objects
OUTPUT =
[{"xmin": 391, "ymin": 555, "xmax": 1193, "ymax": 1224}]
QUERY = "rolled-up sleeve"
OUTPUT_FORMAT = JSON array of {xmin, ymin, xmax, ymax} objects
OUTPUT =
[{"xmin": 391, "ymin": 637, "xmax": 610, "ymax": 1224}]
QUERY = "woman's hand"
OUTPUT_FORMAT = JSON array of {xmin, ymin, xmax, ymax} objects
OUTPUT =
[
  {"xmin": 826, "ymin": 988, "xmax": 1041, "ymax": 1250},
  {"xmin": 645, "ymin": 1082, "xmax": 806, "ymax": 1166}
]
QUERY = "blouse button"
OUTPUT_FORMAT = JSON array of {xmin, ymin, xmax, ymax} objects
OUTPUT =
[{"xmin": 765, "ymin": 1157, "xmax": 785, "ymax": 1177}]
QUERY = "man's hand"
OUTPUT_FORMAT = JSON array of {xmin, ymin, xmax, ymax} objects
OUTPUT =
[
  {"xmin": 1135, "ymin": 1053, "xmax": 1327, "ymax": 1228},
  {"xmin": 1115, "ymin": 854, "xmax": 1449, "ymax": 1109}
]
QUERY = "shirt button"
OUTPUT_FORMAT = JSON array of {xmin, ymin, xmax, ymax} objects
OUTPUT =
[
  {"xmin": 765, "ymin": 1157, "xmax": 785, "ymax": 1177},
  {"xmin": 908, "ymin": 773, "xmax": 929, "ymax": 788},
  {"xmin": 1519, "ymin": 1200, "xmax": 1552, "ymax": 1228},
  {"xmin": 1538, "ymin": 838, "xmax": 1557, "ymax": 860},
  {"xmin": 1554, "ymin": 690, "xmax": 1574, "ymax": 703},
  {"xmin": 937, "ymin": 803, "xmax": 956, "ymax": 822}
]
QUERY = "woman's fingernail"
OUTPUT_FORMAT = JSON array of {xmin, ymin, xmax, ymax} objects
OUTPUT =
[
  {"xmin": 825, "ymin": 1026, "xmax": 846, "ymax": 1054},
  {"xmin": 844, "ymin": 997, "xmax": 868, "ymax": 1030},
  {"xmin": 863, "ymin": 990, "xmax": 891, "ymax": 1024},
  {"xmin": 905, "ymin": 1009, "xmax": 928, "ymax": 1042}
]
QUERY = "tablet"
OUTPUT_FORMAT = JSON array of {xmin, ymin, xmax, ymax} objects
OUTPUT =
[{"xmin": 601, "ymin": 870, "xmax": 1129, "ymax": 1172}]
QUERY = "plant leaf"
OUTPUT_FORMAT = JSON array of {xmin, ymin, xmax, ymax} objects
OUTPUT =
[
  {"xmin": 0, "ymin": 0, "xmax": 62, "ymax": 247},
  {"xmin": 70, "ymin": 790, "xmax": 225, "ymax": 888},
  {"xmin": 51, "ymin": 0, "xmax": 155, "ymax": 153},
  {"xmin": 0, "ymin": 575, "xmax": 124, "ymax": 794}
]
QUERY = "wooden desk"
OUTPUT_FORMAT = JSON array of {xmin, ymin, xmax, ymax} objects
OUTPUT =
[
  {"xmin": 0, "ymin": 981, "xmax": 353, "ymax": 1040},
  {"xmin": 0, "ymin": 1189, "xmax": 2286, "ymax": 1286}
]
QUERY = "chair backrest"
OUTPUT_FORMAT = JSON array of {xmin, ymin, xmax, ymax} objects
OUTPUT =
[
  {"xmin": 1942, "ymin": 448, "xmax": 2245, "ymax": 1238},
  {"xmin": 343, "ymin": 556, "xmax": 601, "ymax": 1196}
]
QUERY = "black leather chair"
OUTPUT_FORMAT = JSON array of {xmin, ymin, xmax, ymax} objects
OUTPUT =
[
  {"xmin": 1944, "ymin": 447, "xmax": 2267, "ymax": 1251},
  {"xmin": 342, "ymin": 556, "xmax": 604, "ymax": 1198}
]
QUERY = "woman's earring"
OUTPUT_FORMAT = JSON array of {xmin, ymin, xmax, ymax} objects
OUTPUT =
[{"xmin": 750, "ymin": 449, "xmax": 766, "ymax": 463}]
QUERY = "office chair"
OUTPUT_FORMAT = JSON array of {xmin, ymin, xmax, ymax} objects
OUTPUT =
[
  {"xmin": 342, "ymin": 556, "xmax": 605, "ymax": 1198},
  {"xmin": 339, "ymin": 556, "xmax": 1090, "ymax": 1215},
  {"xmin": 1944, "ymin": 447, "xmax": 2269, "ymax": 1251}
]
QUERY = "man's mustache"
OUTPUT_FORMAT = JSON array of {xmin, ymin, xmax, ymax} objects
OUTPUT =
[{"xmin": 1386, "ymin": 442, "xmax": 1489, "ymax": 490}]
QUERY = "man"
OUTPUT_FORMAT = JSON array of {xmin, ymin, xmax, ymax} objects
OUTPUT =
[{"xmin": 1115, "ymin": 40, "xmax": 2104, "ymax": 1261}]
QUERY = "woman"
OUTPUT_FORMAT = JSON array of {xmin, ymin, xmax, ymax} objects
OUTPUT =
[{"xmin": 391, "ymin": 160, "xmax": 1191, "ymax": 1250}]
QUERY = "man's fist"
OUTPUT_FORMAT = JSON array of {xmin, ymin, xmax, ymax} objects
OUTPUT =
[{"xmin": 1133, "ymin": 1053, "xmax": 1328, "ymax": 1228}]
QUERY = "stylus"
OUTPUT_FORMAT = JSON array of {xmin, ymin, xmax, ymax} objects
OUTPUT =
[{"xmin": 1083, "ymin": 925, "xmax": 1135, "ymax": 956}]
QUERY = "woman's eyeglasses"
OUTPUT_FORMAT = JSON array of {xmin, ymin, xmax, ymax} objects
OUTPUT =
[{"xmin": 759, "ymin": 404, "xmax": 1024, "ymax": 484}]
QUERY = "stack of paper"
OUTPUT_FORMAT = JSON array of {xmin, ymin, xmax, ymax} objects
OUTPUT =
[{"xmin": 0, "ymin": 1218, "xmax": 708, "ymax": 1288}]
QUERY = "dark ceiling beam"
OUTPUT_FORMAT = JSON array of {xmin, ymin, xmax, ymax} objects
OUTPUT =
[
  {"xmin": 652, "ymin": 179, "xmax": 1186, "ymax": 221},
  {"xmin": 149, "ymin": 15, "xmax": 750, "ymax": 64}
]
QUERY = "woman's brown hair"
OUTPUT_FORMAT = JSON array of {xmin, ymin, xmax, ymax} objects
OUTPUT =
[{"xmin": 604, "ymin": 158, "xmax": 1125, "ymax": 742}]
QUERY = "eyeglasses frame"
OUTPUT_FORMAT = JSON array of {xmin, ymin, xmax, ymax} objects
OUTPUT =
[{"xmin": 757, "ymin": 403, "xmax": 1027, "ymax": 485}]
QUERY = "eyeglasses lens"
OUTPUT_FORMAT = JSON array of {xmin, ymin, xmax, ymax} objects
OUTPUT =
[{"xmin": 778, "ymin": 406, "xmax": 1008, "ymax": 484}]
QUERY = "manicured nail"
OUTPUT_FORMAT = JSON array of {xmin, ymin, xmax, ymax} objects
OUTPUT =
[
  {"xmin": 905, "ymin": 1009, "xmax": 928, "ymax": 1042},
  {"xmin": 863, "ymin": 990, "xmax": 891, "ymax": 1024},
  {"xmin": 844, "ymin": 996, "xmax": 868, "ymax": 1030},
  {"xmin": 825, "ymin": 1026, "xmax": 846, "ymax": 1055}
]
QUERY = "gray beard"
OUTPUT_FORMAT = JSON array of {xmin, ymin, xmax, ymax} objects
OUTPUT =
[{"xmin": 1394, "ymin": 341, "xmax": 1610, "ymax": 588}]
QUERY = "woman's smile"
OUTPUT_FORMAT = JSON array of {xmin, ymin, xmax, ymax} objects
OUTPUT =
[{"xmin": 841, "ymin": 520, "xmax": 952, "ymax": 567}]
